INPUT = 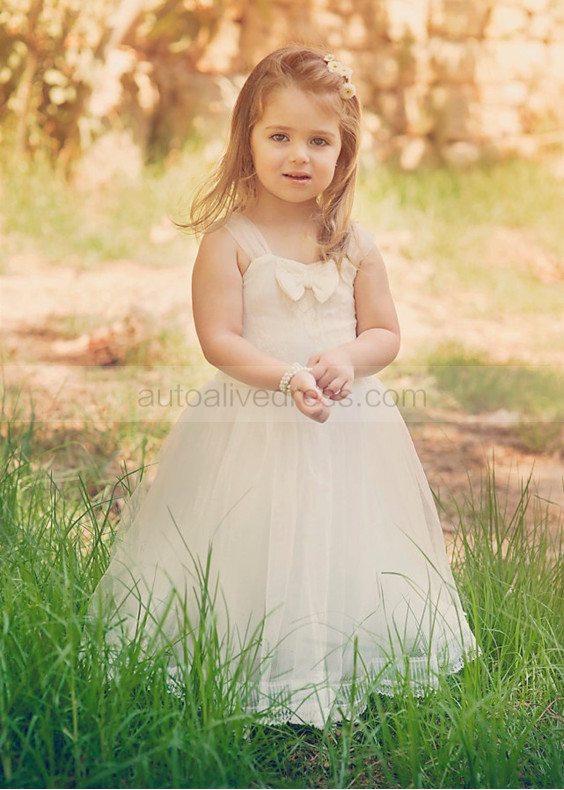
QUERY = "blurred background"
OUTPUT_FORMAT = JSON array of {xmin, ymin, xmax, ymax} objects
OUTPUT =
[
  {"xmin": 0, "ymin": 0, "xmax": 563, "ymax": 531},
  {"xmin": 1, "ymin": 0, "xmax": 563, "ymax": 178}
]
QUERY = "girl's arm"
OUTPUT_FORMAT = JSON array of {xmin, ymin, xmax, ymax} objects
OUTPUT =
[
  {"xmin": 192, "ymin": 227, "xmax": 331, "ymax": 422},
  {"xmin": 308, "ymin": 244, "xmax": 401, "ymax": 398}
]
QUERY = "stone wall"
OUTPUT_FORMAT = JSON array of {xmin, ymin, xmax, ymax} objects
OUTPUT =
[{"xmin": 189, "ymin": 0, "xmax": 563, "ymax": 168}]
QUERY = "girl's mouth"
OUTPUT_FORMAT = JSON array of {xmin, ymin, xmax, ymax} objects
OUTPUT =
[{"xmin": 283, "ymin": 173, "xmax": 311, "ymax": 182}]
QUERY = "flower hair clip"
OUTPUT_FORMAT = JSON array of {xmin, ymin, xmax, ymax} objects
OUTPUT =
[{"xmin": 324, "ymin": 54, "xmax": 356, "ymax": 99}]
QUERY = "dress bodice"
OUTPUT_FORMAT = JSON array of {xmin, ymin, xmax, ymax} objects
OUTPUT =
[{"xmin": 223, "ymin": 214, "xmax": 369, "ymax": 364}]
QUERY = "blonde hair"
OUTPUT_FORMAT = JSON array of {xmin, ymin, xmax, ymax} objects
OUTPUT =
[{"xmin": 186, "ymin": 45, "xmax": 362, "ymax": 263}]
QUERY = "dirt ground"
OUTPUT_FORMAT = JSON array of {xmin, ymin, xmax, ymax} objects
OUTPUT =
[{"xmin": 1, "ymin": 236, "xmax": 562, "ymax": 541}]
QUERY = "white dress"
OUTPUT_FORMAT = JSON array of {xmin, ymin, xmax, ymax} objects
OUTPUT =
[{"xmin": 92, "ymin": 214, "xmax": 478, "ymax": 727}]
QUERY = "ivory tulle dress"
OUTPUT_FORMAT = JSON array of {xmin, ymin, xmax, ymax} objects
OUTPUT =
[{"xmin": 91, "ymin": 214, "xmax": 478, "ymax": 726}]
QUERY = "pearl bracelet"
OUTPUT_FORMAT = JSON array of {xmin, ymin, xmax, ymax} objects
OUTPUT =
[{"xmin": 279, "ymin": 363, "xmax": 312, "ymax": 395}]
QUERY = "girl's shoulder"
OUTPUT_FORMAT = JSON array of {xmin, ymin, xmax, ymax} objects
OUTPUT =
[
  {"xmin": 197, "ymin": 214, "xmax": 260, "ymax": 277},
  {"xmin": 198, "ymin": 217, "xmax": 237, "ymax": 251},
  {"xmin": 194, "ymin": 218, "xmax": 240, "ymax": 271},
  {"xmin": 347, "ymin": 222, "xmax": 378, "ymax": 265},
  {"xmin": 201, "ymin": 213, "xmax": 254, "ymax": 249}
]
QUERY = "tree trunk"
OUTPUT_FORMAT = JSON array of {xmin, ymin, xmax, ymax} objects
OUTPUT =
[{"xmin": 14, "ymin": 0, "xmax": 44, "ymax": 156}]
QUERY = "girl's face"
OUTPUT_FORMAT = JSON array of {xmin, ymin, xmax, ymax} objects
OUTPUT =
[{"xmin": 250, "ymin": 86, "xmax": 342, "ymax": 209}]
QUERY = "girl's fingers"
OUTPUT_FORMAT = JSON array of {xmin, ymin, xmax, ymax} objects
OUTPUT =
[
  {"xmin": 325, "ymin": 388, "xmax": 350, "ymax": 401},
  {"xmin": 293, "ymin": 389, "xmax": 331, "ymax": 423},
  {"xmin": 315, "ymin": 367, "xmax": 352, "ymax": 391},
  {"xmin": 292, "ymin": 360, "xmax": 351, "ymax": 414},
  {"xmin": 307, "ymin": 353, "xmax": 321, "ymax": 369},
  {"xmin": 322, "ymin": 377, "xmax": 352, "ymax": 399},
  {"xmin": 310, "ymin": 370, "xmax": 324, "ymax": 389}
]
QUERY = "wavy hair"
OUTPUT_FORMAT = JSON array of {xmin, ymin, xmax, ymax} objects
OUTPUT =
[{"xmin": 186, "ymin": 45, "xmax": 362, "ymax": 263}]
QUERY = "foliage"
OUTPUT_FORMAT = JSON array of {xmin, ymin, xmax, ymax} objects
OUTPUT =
[{"xmin": 0, "ymin": 0, "xmax": 226, "ymax": 167}]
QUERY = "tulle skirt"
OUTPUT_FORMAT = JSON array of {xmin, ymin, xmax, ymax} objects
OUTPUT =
[{"xmin": 91, "ymin": 373, "xmax": 479, "ymax": 727}]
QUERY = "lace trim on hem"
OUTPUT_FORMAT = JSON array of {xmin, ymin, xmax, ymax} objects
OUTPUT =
[{"xmin": 248, "ymin": 642, "xmax": 482, "ymax": 728}]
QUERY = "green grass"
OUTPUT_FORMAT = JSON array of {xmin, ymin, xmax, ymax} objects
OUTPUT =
[
  {"xmin": 0, "ymin": 149, "xmax": 201, "ymax": 270},
  {"xmin": 378, "ymin": 339, "xmax": 563, "ymax": 454},
  {"xmin": 357, "ymin": 158, "xmax": 564, "ymax": 316},
  {"xmin": 424, "ymin": 341, "xmax": 564, "ymax": 454},
  {"xmin": 425, "ymin": 342, "xmax": 564, "ymax": 420},
  {"xmin": 0, "ymin": 403, "xmax": 562, "ymax": 788},
  {"xmin": 358, "ymin": 157, "xmax": 564, "ymax": 259}
]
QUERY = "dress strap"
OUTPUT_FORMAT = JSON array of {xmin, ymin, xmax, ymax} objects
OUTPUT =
[{"xmin": 223, "ymin": 214, "xmax": 271, "ymax": 262}]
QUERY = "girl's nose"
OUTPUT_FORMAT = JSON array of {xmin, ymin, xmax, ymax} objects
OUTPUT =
[{"xmin": 289, "ymin": 143, "xmax": 308, "ymax": 163}]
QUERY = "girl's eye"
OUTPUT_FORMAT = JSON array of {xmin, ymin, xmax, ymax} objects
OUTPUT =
[
  {"xmin": 271, "ymin": 133, "xmax": 288, "ymax": 142},
  {"xmin": 311, "ymin": 138, "xmax": 328, "ymax": 147}
]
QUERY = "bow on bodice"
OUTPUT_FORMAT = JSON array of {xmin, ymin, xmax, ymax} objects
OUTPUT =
[{"xmin": 275, "ymin": 258, "xmax": 339, "ymax": 303}]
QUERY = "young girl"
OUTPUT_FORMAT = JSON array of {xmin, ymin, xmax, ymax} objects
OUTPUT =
[{"xmin": 92, "ymin": 45, "xmax": 478, "ymax": 727}]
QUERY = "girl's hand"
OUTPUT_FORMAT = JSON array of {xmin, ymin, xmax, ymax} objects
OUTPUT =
[
  {"xmin": 307, "ymin": 349, "xmax": 354, "ymax": 401},
  {"xmin": 290, "ymin": 369, "xmax": 332, "ymax": 423}
]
